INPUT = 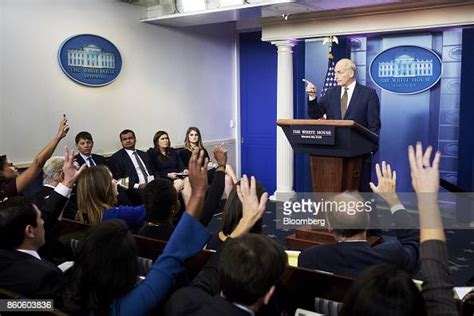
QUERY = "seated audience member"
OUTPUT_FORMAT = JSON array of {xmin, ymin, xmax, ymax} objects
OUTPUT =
[
  {"xmin": 57, "ymin": 149, "xmax": 211, "ymax": 315},
  {"xmin": 0, "ymin": 200, "xmax": 64, "ymax": 298},
  {"xmin": 75, "ymin": 131, "xmax": 132, "ymax": 206},
  {"xmin": 181, "ymin": 127, "xmax": 237, "ymax": 196},
  {"xmin": 136, "ymin": 179, "xmax": 177, "ymax": 240},
  {"xmin": 76, "ymin": 165, "xmax": 145, "ymax": 227},
  {"xmin": 0, "ymin": 148, "xmax": 83, "ymax": 298},
  {"xmin": 33, "ymin": 157, "xmax": 77, "ymax": 220},
  {"xmin": 205, "ymin": 178, "xmax": 265, "ymax": 250},
  {"xmin": 165, "ymin": 175, "xmax": 287, "ymax": 316},
  {"xmin": 138, "ymin": 146, "xmax": 227, "ymax": 240},
  {"xmin": 341, "ymin": 264, "xmax": 425, "ymax": 316},
  {"xmin": 74, "ymin": 131, "xmax": 106, "ymax": 167},
  {"xmin": 298, "ymin": 162, "xmax": 419, "ymax": 277},
  {"xmin": 108, "ymin": 129, "xmax": 157, "ymax": 205},
  {"xmin": 340, "ymin": 143, "xmax": 458, "ymax": 316},
  {"xmin": 0, "ymin": 118, "xmax": 69, "ymax": 202},
  {"xmin": 147, "ymin": 131, "xmax": 187, "ymax": 192},
  {"xmin": 33, "ymin": 157, "xmax": 64, "ymax": 206}
]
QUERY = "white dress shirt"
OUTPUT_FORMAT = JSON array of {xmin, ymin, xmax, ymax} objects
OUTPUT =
[
  {"xmin": 80, "ymin": 153, "xmax": 96, "ymax": 167},
  {"xmin": 125, "ymin": 149, "xmax": 148, "ymax": 188}
]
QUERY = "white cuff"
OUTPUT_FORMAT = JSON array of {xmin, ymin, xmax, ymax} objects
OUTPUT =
[
  {"xmin": 133, "ymin": 183, "xmax": 139, "ymax": 189},
  {"xmin": 55, "ymin": 183, "xmax": 72, "ymax": 198},
  {"xmin": 390, "ymin": 204, "xmax": 405, "ymax": 214}
]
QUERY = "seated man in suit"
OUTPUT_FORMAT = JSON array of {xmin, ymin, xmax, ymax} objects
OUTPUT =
[
  {"xmin": 304, "ymin": 58, "xmax": 380, "ymax": 193},
  {"xmin": 74, "ymin": 131, "xmax": 106, "ymax": 167},
  {"xmin": 0, "ymin": 200, "xmax": 63, "ymax": 298},
  {"xmin": 108, "ymin": 129, "xmax": 157, "ymax": 205},
  {"xmin": 33, "ymin": 157, "xmax": 77, "ymax": 220},
  {"xmin": 298, "ymin": 162, "xmax": 419, "ymax": 278},
  {"xmin": 0, "ymin": 148, "xmax": 84, "ymax": 297},
  {"xmin": 75, "ymin": 131, "xmax": 132, "ymax": 206},
  {"xmin": 165, "ymin": 175, "xmax": 286, "ymax": 316}
]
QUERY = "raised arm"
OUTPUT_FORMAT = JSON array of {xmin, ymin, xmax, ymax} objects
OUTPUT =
[
  {"xmin": 200, "ymin": 145, "xmax": 227, "ymax": 226},
  {"xmin": 408, "ymin": 142, "xmax": 457, "ymax": 316},
  {"xmin": 408, "ymin": 143, "xmax": 443, "ymax": 241},
  {"xmin": 190, "ymin": 174, "xmax": 268, "ymax": 296},
  {"xmin": 369, "ymin": 161, "xmax": 401, "ymax": 209},
  {"xmin": 16, "ymin": 118, "xmax": 69, "ymax": 193},
  {"xmin": 115, "ymin": 148, "xmax": 210, "ymax": 315}
]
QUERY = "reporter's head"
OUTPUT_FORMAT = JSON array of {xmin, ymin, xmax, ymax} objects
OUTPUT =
[{"xmin": 219, "ymin": 234, "xmax": 287, "ymax": 309}]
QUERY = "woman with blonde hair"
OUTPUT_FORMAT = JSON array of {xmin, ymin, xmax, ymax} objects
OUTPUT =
[
  {"xmin": 76, "ymin": 165, "xmax": 145, "ymax": 226},
  {"xmin": 181, "ymin": 127, "xmax": 237, "ymax": 197}
]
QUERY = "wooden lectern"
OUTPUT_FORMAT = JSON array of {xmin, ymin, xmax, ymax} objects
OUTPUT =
[
  {"xmin": 277, "ymin": 119, "xmax": 378, "ymax": 192},
  {"xmin": 277, "ymin": 119, "xmax": 380, "ymax": 249}
]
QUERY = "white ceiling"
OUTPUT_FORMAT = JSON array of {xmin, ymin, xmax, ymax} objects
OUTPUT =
[{"xmin": 129, "ymin": 0, "xmax": 418, "ymax": 27}]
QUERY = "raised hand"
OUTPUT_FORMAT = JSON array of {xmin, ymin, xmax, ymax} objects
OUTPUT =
[
  {"xmin": 56, "ymin": 117, "xmax": 70, "ymax": 140},
  {"xmin": 369, "ymin": 161, "xmax": 400, "ymax": 207},
  {"xmin": 408, "ymin": 142, "xmax": 441, "ymax": 194},
  {"xmin": 213, "ymin": 144, "xmax": 228, "ymax": 167},
  {"xmin": 62, "ymin": 147, "xmax": 86, "ymax": 188},
  {"xmin": 230, "ymin": 175, "xmax": 269, "ymax": 238},
  {"xmin": 186, "ymin": 148, "xmax": 209, "ymax": 219}
]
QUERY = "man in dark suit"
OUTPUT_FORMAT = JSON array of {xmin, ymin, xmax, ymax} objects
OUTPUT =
[
  {"xmin": 74, "ymin": 131, "xmax": 106, "ymax": 167},
  {"xmin": 298, "ymin": 167, "xmax": 419, "ymax": 278},
  {"xmin": 108, "ymin": 129, "xmax": 157, "ymax": 205},
  {"xmin": 0, "ymin": 148, "xmax": 84, "ymax": 297},
  {"xmin": 165, "ymin": 234, "xmax": 287, "ymax": 316},
  {"xmin": 305, "ymin": 58, "xmax": 381, "ymax": 192}
]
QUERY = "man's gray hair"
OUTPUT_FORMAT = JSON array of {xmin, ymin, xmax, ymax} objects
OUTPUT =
[{"xmin": 43, "ymin": 157, "xmax": 64, "ymax": 185}]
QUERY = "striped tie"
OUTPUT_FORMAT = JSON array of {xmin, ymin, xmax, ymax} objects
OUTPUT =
[{"xmin": 340, "ymin": 87, "xmax": 349, "ymax": 119}]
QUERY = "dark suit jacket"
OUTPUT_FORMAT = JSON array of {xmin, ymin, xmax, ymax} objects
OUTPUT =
[
  {"xmin": 108, "ymin": 148, "xmax": 157, "ymax": 189},
  {"xmin": 0, "ymin": 190, "xmax": 69, "ymax": 297},
  {"xmin": 74, "ymin": 153, "xmax": 106, "ymax": 167},
  {"xmin": 308, "ymin": 83, "xmax": 381, "ymax": 135},
  {"xmin": 33, "ymin": 186, "xmax": 77, "ymax": 221},
  {"xmin": 298, "ymin": 209, "xmax": 419, "ymax": 278},
  {"xmin": 0, "ymin": 249, "xmax": 63, "ymax": 298},
  {"xmin": 164, "ymin": 241, "xmax": 252, "ymax": 316},
  {"xmin": 165, "ymin": 287, "xmax": 251, "ymax": 316}
]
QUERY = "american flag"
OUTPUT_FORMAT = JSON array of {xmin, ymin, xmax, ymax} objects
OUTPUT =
[{"xmin": 321, "ymin": 51, "xmax": 337, "ymax": 97}]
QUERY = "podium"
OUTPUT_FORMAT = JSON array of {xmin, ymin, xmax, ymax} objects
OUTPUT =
[
  {"xmin": 277, "ymin": 119, "xmax": 378, "ymax": 192},
  {"xmin": 277, "ymin": 119, "xmax": 379, "ymax": 249}
]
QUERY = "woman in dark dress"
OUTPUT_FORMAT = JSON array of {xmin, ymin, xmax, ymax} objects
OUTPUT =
[{"xmin": 147, "ymin": 131, "xmax": 188, "ymax": 193}]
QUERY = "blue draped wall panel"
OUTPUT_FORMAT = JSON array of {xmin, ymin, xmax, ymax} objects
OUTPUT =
[{"xmin": 458, "ymin": 28, "xmax": 474, "ymax": 191}]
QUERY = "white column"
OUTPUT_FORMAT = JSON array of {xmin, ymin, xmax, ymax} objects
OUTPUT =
[{"xmin": 272, "ymin": 40, "xmax": 297, "ymax": 200}]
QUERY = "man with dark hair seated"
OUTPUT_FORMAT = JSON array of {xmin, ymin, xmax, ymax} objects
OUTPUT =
[
  {"xmin": 165, "ymin": 175, "xmax": 287, "ymax": 316},
  {"xmin": 108, "ymin": 129, "xmax": 158, "ymax": 205},
  {"xmin": 298, "ymin": 162, "xmax": 419, "ymax": 278},
  {"xmin": 0, "ymin": 200, "xmax": 63, "ymax": 297},
  {"xmin": 74, "ymin": 131, "xmax": 106, "ymax": 167},
  {"xmin": 0, "ymin": 148, "xmax": 84, "ymax": 297}
]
